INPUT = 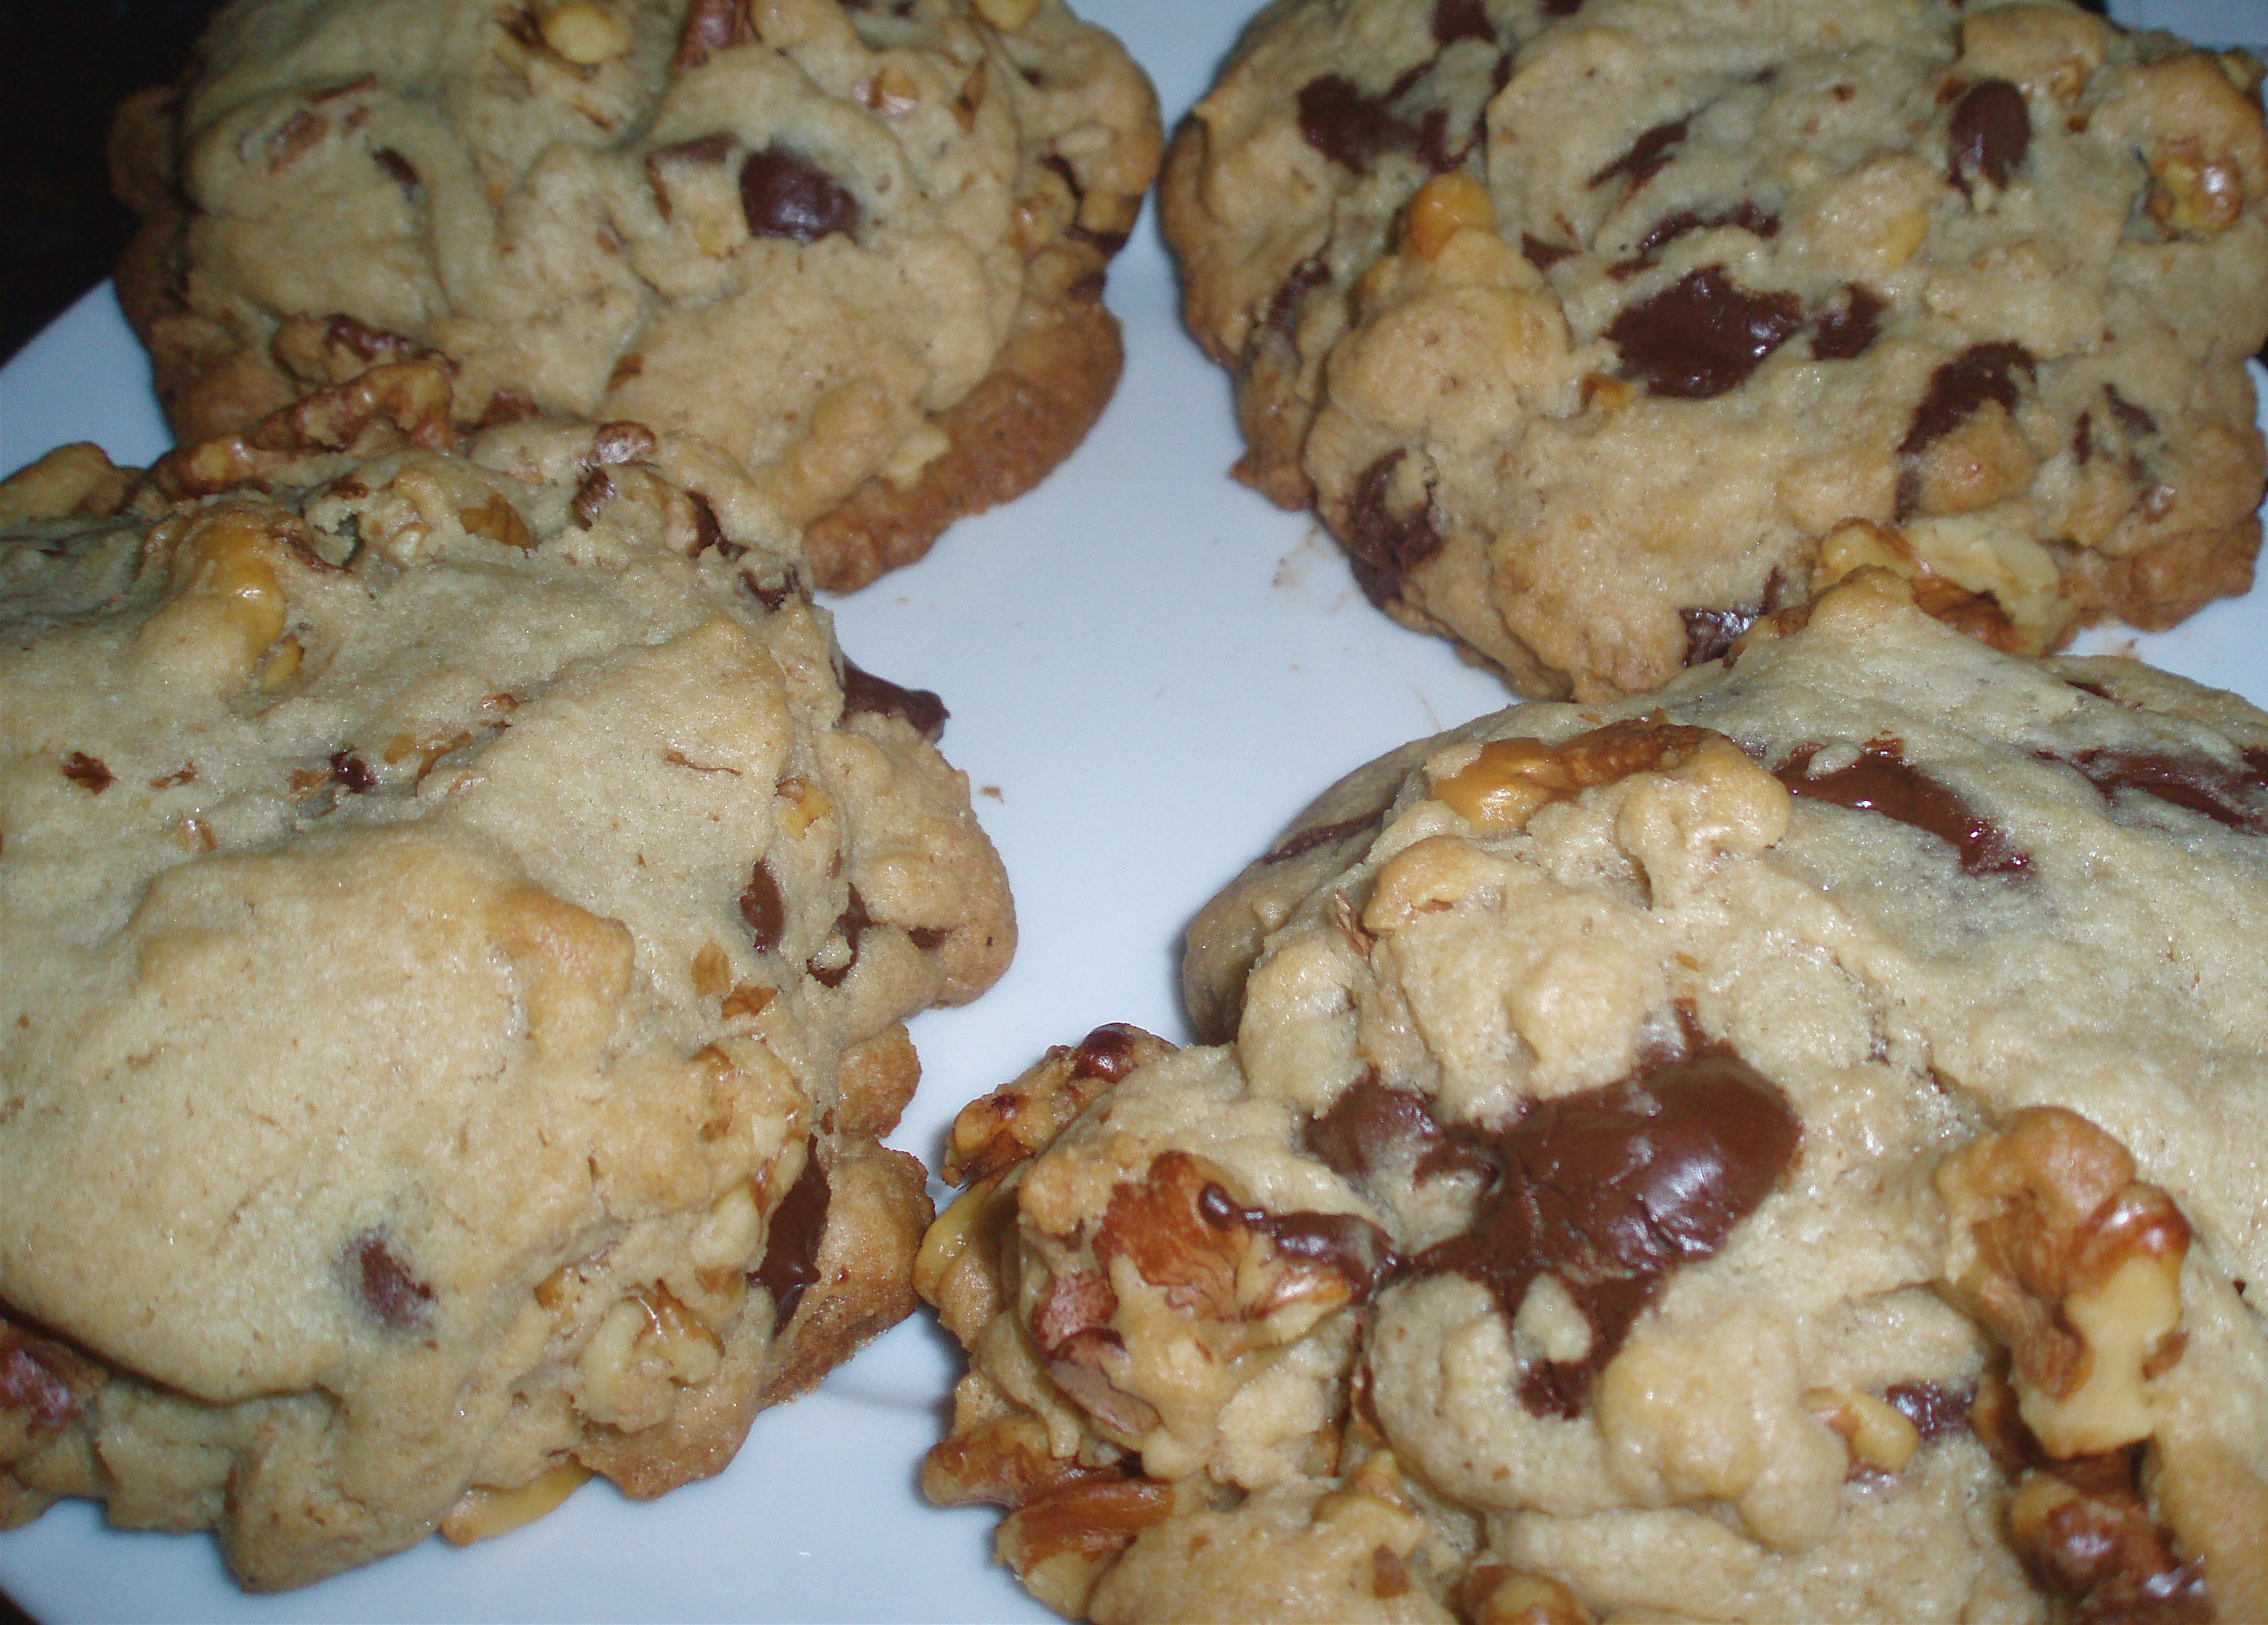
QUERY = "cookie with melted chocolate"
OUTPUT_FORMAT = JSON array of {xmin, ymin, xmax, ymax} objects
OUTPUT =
[
  {"xmin": 0, "ymin": 367, "xmax": 1016, "ymax": 1589},
  {"xmin": 108, "ymin": 0, "xmax": 1162, "ymax": 592},
  {"xmin": 922, "ymin": 574, "xmax": 2268, "ymax": 1623},
  {"xmin": 1161, "ymin": 0, "xmax": 2268, "ymax": 701}
]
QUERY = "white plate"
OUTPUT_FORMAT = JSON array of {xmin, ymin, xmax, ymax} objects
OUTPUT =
[{"xmin": 2, "ymin": 2, "xmax": 2263, "ymax": 1617}]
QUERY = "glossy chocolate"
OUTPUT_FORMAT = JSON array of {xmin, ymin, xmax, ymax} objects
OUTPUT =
[
  {"xmin": 1681, "ymin": 604, "xmax": 1758, "ymax": 666},
  {"xmin": 1605, "ymin": 265, "xmax": 1803, "ymax": 399},
  {"xmin": 2062, "ymin": 748, "xmax": 2268, "ymax": 834},
  {"xmin": 739, "ymin": 147, "xmax": 860, "ymax": 244},
  {"xmin": 753, "ymin": 1140, "xmax": 830, "ymax": 1324},
  {"xmin": 1306, "ymin": 1071, "xmax": 1493, "ymax": 1183},
  {"xmin": 1899, "ymin": 342, "xmax": 2034, "ymax": 461},
  {"xmin": 1950, "ymin": 79, "xmax": 2030, "ymax": 191},
  {"xmin": 1416, "ymin": 1050, "xmax": 1800, "ymax": 1417},
  {"xmin": 840, "ymin": 658, "xmax": 948, "ymax": 742},
  {"xmin": 1431, "ymin": 0, "xmax": 1494, "ymax": 46},
  {"xmin": 1195, "ymin": 1183, "xmax": 1398, "ymax": 1300},
  {"xmin": 1810, "ymin": 283, "xmax": 1885, "ymax": 360},
  {"xmin": 738, "ymin": 860, "xmax": 786, "ymax": 953},
  {"xmin": 1070, "ymin": 1023, "xmax": 1145, "ymax": 1081},
  {"xmin": 1775, "ymin": 740, "xmax": 2028, "ymax": 875},
  {"xmin": 1342, "ymin": 449, "xmax": 1443, "ymax": 606},
  {"xmin": 1883, "ymin": 1380, "xmax": 1971, "ymax": 1441}
]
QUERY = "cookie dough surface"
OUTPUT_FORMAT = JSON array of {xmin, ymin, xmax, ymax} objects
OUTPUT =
[
  {"xmin": 1162, "ymin": 0, "xmax": 2268, "ymax": 698},
  {"xmin": 0, "ymin": 364, "xmax": 1014, "ymax": 1590},
  {"xmin": 111, "ymin": 0, "xmax": 1162, "ymax": 590},
  {"xmin": 922, "ymin": 574, "xmax": 2268, "ymax": 1623}
]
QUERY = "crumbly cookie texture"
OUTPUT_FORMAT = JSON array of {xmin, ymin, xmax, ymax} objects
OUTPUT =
[
  {"xmin": 0, "ymin": 363, "xmax": 1014, "ymax": 1590},
  {"xmin": 922, "ymin": 573, "xmax": 2268, "ymax": 1623},
  {"xmin": 109, "ymin": 0, "xmax": 1162, "ymax": 591},
  {"xmin": 1161, "ymin": 0, "xmax": 2268, "ymax": 699}
]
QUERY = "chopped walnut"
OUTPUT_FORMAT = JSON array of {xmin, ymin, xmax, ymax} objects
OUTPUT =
[
  {"xmin": 1936, "ymin": 1107, "xmax": 2190, "ymax": 1457},
  {"xmin": 922, "ymin": 1411, "xmax": 1126, "ymax": 1510},
  {"xmin": 2006, "ymin": 1458, "xmax": 2208, "ymax": 1623},
  {"xmin": 942, "ymin": 1025, "xmax": 1173, "ymax": 1187},
  {"xmin": 996, "ymin": 1477, "xmax": 1175, "ymax": 1619},
  {"xmin": 1427, "ymin": 715, "xmax": 1734, "ymax": 833},
  {"xmin": 439, "ymin": 1461, "xmax": 591, "ymax": 1545},
  {"xmin": 1462, "ymin": 1563, "xmax": 1599, "ymax": 1625}
]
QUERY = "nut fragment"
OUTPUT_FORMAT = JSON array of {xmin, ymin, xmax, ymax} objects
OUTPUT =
[
  {"xmin": 459, "ymin": 491, "xmax": 533, "ymax": 548},
  {"xmin": 1462, "ymin": 1564, "xmax": 1599, "ymax": 1625},
  {"xmin": 439, "ymin": 1461, "xmax": 592, "ymax": 1545},
  {"xmin": 1936, "ymin": 1107, "xmax": 2190, "ymax": 1458},
  {"xmin": 997, "ymin": 1477, "xmax": 1174, "ymax": 1618},
  {"xmin": 971, "ymin": 0, "xmax": 1041, "ymax": 31},
  {"xmin": 540, "ymin": 0, "xmax": 632, "ymax": 64},
  {"xmin": 2005, "ymin": 1461, "xmax": 2208, "ymax": 1622},
  {"xmin": 1813, "ymin": 522, "xmax": 2023, "ymax": 653},
  {"xmin": 1803, "ymin": 1386, "xmax": 1921, "ymax": 1475},
  {"xmin": 922, "ymin": 1411, "xmax": 1124, "ymax": 1510},
  {"xmin": 942, "ymin": 1025, "xmax": 1173, "ymax": 1186},
  {"xmin": 1429, "ymin": 715, "xmax": 1725, "ymax": 832},
  {"xmin": 1403, "ymin": 171, "xmax": 1496, "ymax": 261},
  {"xmin": 857, "ymin": 64, "xmax": 920, "ymax": 116},
  {"xmin": 576, "ymin": 1285, "xmax": 726, "ymax": 1429},
  {"xmin": 0, "ymin": 443, "xmax": 131, "ymax": 525},
  {"xmin": 776, "ymin": 776, "xmax": 835, "ymax": 835}
]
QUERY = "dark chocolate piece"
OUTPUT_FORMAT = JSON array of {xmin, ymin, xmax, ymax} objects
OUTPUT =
[
  {"xmin": 840, "ymin": 659, "xmax": 948, "ymax": 742},
  {"xmin": 1342, "ymin": 450, "xmax": 1442, "ymax": 607},
  {"xmin": 1810, "ymin": 283, "xmax": 1886, "ymax": 360},
  {"xmin": 2060, "ymin": 748, "xmax": 2268, "ymax": 835},
  {"xmin": 1070, "ymin": 1023, "xmax": 1145, "ymax": 1081},
  {"xmin": 1605, "ymin": 265, "xmax": 1803, "ymax": 399},
  {"xmin": 347, "ymin": 1233, "xmax": 434, "ymax": 1332},
  {"xmin": 1774, "ymin": 739, "xmax": 2028, "ymax": 875},
  {"xmin": 1950, "ymin": 79, "xmax": 2030, "ymax": 191},
  {"xmin": 59, "ymin": 752, "xmax": 111, "ymax": 793},
  {"xmin": 1681, "ymin": 604, "xmax": 1758, "ymax": 666},
  {"xmin": 740, "ymin": 147, "xmax": 859, "ymax": 243},
  {"xmin": 739, "ymin": 860, "xmax": 786, "ymax": 953},
  {"xmin": 753, "ymin": 1140, "xmax": 830, "ymax": 1324},
  {"xmin": 1263, "ymin": 814, "xmax": 1383, "ymax": 865}
]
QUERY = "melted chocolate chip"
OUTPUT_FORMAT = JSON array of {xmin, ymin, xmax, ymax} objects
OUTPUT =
[
  {"xmin": 1433, "ymin": 0, "xmax": 1494, "ymax": 46},
  {"xmin": 1297, "ymin": 75, "xmax": 1415, "ymax": 173},
  {"xmin": 2104, "ymin": 385, "xmax": 2156, "ymax": 440},
  {"xmin": 688, "ymin": 492, "xmax": 740, "ymax": 558},
  {"xmin": 1416, "ymin": 1050, "xmax": 1799, "ymax": 1417},
  {"xmin": 1520, "ymin": 234, "xmax": 1578, "ymax": 271},
  {"xmin": 2073, "ymin": 411, "xmax": 2095, "ymax": 466},
  {"xmin": 59, "ymin": 752, "xmax": 111, "ymax": 793},
  {"xmin": 753, "ymin": 1140, "xmax": 830, "ymax": 1324},
  {"xmin": 739, "ymin": 860, "xmax": 786, "ymax": 953},
  {"xmin": 1810, "ymin": 283, "xmax": 1886, "ymax": 360},
  {"xmin": 1589, "ymin": 119, "xmax": 1687, "ymax": 192},
  {"xmin": 1342, "ymin": 450, "xmax": 1442, "ymax": 607},
  {"xmin": 330, "ymin": 750, "xmax": 377, "ymax": 794},
  {"xmin": 1605, "ymin": 266, "xmax": 1803, "ymax": 399},
  {"xmin": 1950, "ymin": 79, "xmax": 2030, "ymax": 192},
  {"xmin": 1681, "ymin": 604, "xmax": 1758, "ymax": 666},
  {"xmin": 372, "ymin": 147, "xmax": 421, "ymax": 192},
  {"xmin": 1897, "ymin": 342, "xmax": 2036, "ymax": 521},
  {"xmin": 1542, "ymin": 0, "xmax": 1582, "ymax": 13},
  {"xmin": 1775, "ymin": 739, "xmax": 2028, "ymax": 875},
  {"xmin": 1883, "ymin": 1380, "xmax": 1971, "ymax": 1441},
  {"xmin": 740, "ymin": 147, "xmax": 859, "ymax": 243},
  {"xmin": 2060, "ymin": 748, "xmax": 2268, "ymax": 834},
  {"xmin": 348, "ymin": 1233, "xmax": 434, "ymax": 1332},
  {"xmin": 808, "ymin": 887, "xmax": 874, "ymax": 989},
  {"xmin": 1306, "ymin": 1071, "xmax": 1492, "ymax": 1184},
  {"xmin": 1194, "ymin": 1183, "xmax": 1398, "ymax": 1300},
  {"xmin": 839, "ymin": 658, "xmax": 948, "ymax": 742},
  {"xmin": 1070, "ymin": 1023, "xmax": 1144, "ymax": 1081},
  {"xmin": 1264, "ymin": 253, "xmax": 1331, "ymax": 338},
  {"xmin": 1263, "ymin": 813, "xmax": 1383, "ymax": 865},
  {"xmin": 1613, "ymin": 203, "xmax": 1779, "ymax": 276}
]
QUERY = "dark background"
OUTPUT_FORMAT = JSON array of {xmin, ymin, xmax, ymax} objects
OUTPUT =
[{"xmin": 1, "ymin": 0, "xmax": 223, "ymax": 362}]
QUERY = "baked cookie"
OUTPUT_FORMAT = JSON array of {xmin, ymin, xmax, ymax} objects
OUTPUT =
[
  {"xmin": 1162, "ymin": 0, "xmax": 2268, "ymax": 699},
  {"xmin": 0, "ymin": 360, "xmax": 1014, "ymax": 1590},
  {"xmin": 920, "ymin": 571, "xmax": 2268, "ymax": 1623},
  {"xmin": 109, "ymin": 0, "xmax": 1162, "ymax": 591}
]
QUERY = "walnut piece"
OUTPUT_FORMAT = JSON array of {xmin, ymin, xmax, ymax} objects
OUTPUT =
[
  {"xmin": 1428, "ymin": 716, "xmax": 1734, "ymax": 833},
  {"xmin": 942, "ymin": 1025, "xmax": 1173, "ymax": 1187}
]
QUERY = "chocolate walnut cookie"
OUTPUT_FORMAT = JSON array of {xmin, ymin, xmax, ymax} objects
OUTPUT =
[
  {"xmin": 921, "ymin": 573, "xmax": 2267, "ymax": 1622},
  {"xmin": 1162, "ymin": 0, "xmax": 2268, "ymax": 699},
  {"xmin": 109, "ymin": 0, "xmax": 1162, "ymax": 591},
  {"xmin": 0, "ymin": 362, "xmax": 1014, "ymax": 1589}
]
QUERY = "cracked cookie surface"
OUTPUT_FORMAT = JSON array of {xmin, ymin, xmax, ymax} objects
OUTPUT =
[
  {"xmin": 0, "ymin": 363, "xmax": 1014, "ymax": 1590},
  {"xmin": 111, "ymin": 0, "xmax": 1162, "ymax": 591},
  {"xmin": 1162, "ymin": 0, "xmax": 2268, "ymax": 699},
  {"xmin": 924, "ymin": 573, "xmax": 2268, "ymax": 1622}
]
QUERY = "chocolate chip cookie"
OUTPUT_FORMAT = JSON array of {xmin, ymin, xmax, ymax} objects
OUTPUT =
[
  {"xmin": 109, "ymin": 0, "xmax": 1162, "ymax": 591},
  {"xmin": 1162, "ymin": 0, "xmax": 2268, "ymax": 699},
  {"xmin": 921, "ymin": 571, "xmax": 2268, "ymax": 1623},
  {"xmin": 0, "ymin": 360, "xmax": 1014, "ymax": 1590}
]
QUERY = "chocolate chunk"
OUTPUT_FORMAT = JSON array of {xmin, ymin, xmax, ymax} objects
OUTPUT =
[
  {"xmin": 373, "ymin": 147, "xmax": 421, "ymax": 190},
  {"xmin": 1263, "ymin": 253, "xmax": 1331, "ymax": 338},
  {"xmin": 1897, "ymin": 341, "xmax": 2035, "ymax": 515},
  {"xmin": 1306, "ymin": 1071, "xmax": 1491, "ymax": 1183},
  {"xmin": 839, "ymin": 658, "xmax": 948, "ymax": 742},
  {"xmin": 330, "ymin": 750, "xmax": 376, "ymax": 794},
  {"xmin": 2060, "ymin": 748, "xmax": 2268, "ymax": 834},
  {"xmin": 2073, "ymin": 411, "xmax": 2095, "ymax": 466},
  {"xmin": 1433, "ymin": 0, "xmax": 1494, "ymax": 46},
  {"xmin": 740, "ymin": 147, "xmax": 860, "ymax": 243},
  {"xmin": 2104, "ymin": 385, "xmax": 2157, "ymax": 440},
  {"xmin": 1589, "ymin": 119, "xmax": 1687, "ymax": 192},
  {"xmin": 1342, "ymin": 450, "xmax": 1442, "ymax": 607},
  {"xmin": 1195, "ymin": 1182, "xmax": 1399, "ymax": 1301},
  {"xmin": 1613, "ymin": 203, "xmax": 1779, "ymax": 276},
  {"xmin": 753, "ymin": 1140, "xmax": 830, "ymax": 1325},
  {"xmin": 1263, "ymin": 813, "xmax": 1383, "ymax": 865},
  {"xmin": 1810, "ymin": 283, "xmax": 1886, "ymax": 360},
  {"xmin": 1883, "ymin": 1380, "xmax": 1971, "ymax": 1441},
  {"xmin": 1070, "ymin": 1023, "xmax": 1145, "ymax": 1081},
  {"xmin": 739, "ymin": 860, "xmax": 786, "ymax": 953},
  {"xmin": 1520, "ymin": 234, "xmax": 1578, "ymax": 271},
  {"xmin": 1416, "ymin": 1049, "xmax": 1799, "ymax": 1417},
  {"xmin": 1605, "ymin": 265, "xmax": 1804, "ymax": 399},
  {"xmin": 808, "ymin": 887, "xmax": 874, "ymax": 989},
  {"xmin": 1950, "ymin": 79, "xmax": 2030, "ymax": 192},
  {"xmin": 1775, "ymin": 739, "xmax": 2029, "ymax": 875},
  {"xmin": 1681, "ymin": 604, "xmax": 1758, "ymax": 665},
  {"xmin": 687, "ymin": 491, "xmax": 741, "ymax": 558},
  {"xmin": 1542, "ymin": 0, "xmax": 1582, "ymax": 13},
  {"xmin": 1297, "ymin": 75, "xmax": 1413, "ymax": 173},
  {"xmin": 347, "ymin": 1233, "xmax": 435, "ymax": 1332},
  {"xmin": 59, "ymin": 752, "xmax": 111, "ymax": 793}
]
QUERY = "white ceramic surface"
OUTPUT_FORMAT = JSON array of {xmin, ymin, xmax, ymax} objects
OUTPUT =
[{"xmin": 1, "ymin": 1, "xmax": 2263, "ymax": 1617}]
